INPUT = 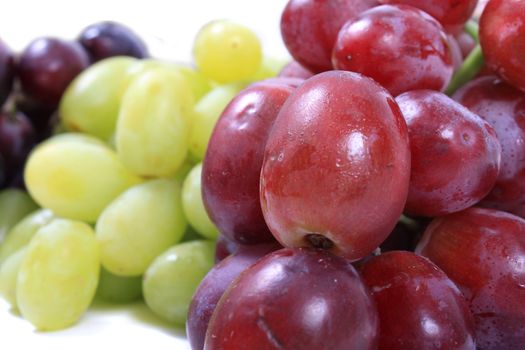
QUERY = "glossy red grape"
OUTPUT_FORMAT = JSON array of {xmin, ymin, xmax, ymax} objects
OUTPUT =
[
  {"xmin": 278, "ymin": 60, "xmax": 314, "ymax": 80},
  {"xmin": 17, "ymin": 37, "xmax": 89, "ymax": 108},
  {"xmin": 456, "ymin": 31, "xmax": 476, "ymax": 59},
  {"xmin": 202, "ymin": 79, "xmax": 296, "ymax": 245},
  {"xmin": 361, "ymin": 251, "xmax": 476, "ymax": 350},
  {"xmin": 453, "ymin": 75, "xmax": 525, "ymax": 210},
  {"xmin": 378, "ymin": 0, "xmax": 478, "ymax": 33},
  {"xmin": 0, "ymin": 38, "xmax": 14, "ymax": 108},
  {"xmin": 0, "ymin": 110, "xmax": 36, "ymax": 187},
  {"xmin": 332, "ymin": 4, "xmax": 453, "ymax": 96},
  {"xmin": 416, "ymin": 207, "xmax": 525, "ymax": 350},
  {"xmin": 397, "ymin": 90, "xmax": 500, "ymax": 217},
  {"xmin": 205, "ymin": 248, "xmax": 378, "ymax": 349},
  {"xmin": 214, "ymin": 235, "xmax": 240, "ymax": 263},
  {"xmin": 187, "ymin": 243, "xmax": 280, "ymax": 350},
  {"xmin": 448, "ymin": 35, "xmax": 464, "ymax": 71},
  {"xmin": 280, "ymin": 0, "xmax": 378, "ymax": 73},
  {"xmin": 261, "ymin": 70, "xmax": 410, "ymax": 261},
  {"xmin": 78, "ymin": 21, "xmax": 149, "ymax": 62},
  {"xmin": 480, "ymin": 0, "xmax": 525, "ymax": 91}
]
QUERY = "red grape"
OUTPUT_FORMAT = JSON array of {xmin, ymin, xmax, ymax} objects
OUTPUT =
[
  {"xmin": 480, "ymin": 0, "xmax": 525, "ymax": 91},
  {"xmin": 453, "ymin": 75, "xmax": 525, "ymax": 210},
  {"xmin": 456, "ymin": 31, "xmax": 476, "ymax": 58},
  {"xmin": 187, "ymin": 243, "xmax": 280, "ymax": 350},
  {"xmin": 280, "ymin": 0, "xmax": 378, "ymax": 73},
  {"xmin": 332, "ymin": 4, "xmax": 453, "ymax": 96},
  {"xmin": 278, "ymin": 60, "xmax": 314, "ymax": 80},
  {"xmin": 0, "ymin": 38, "xmax": 14, "ymax": 108},
  {"xmin": 416, "ymin": 207, "xmax": 525, "ymax": 350},
  {"xmin": 361, "ymin": 251, "xmax": 476, "ymax": 350},
  {"xmin": 205, "ymin": 248, "xmax": 379, "ymax": 349},
  {"xmin": 17, "ymin": 37, "xmax": 89, "ymax": 108},
  {"xmin": 78, "ymin": 21, "xmax": 149, "ymax": 62},
  {"xmin": 397, "ymin": 90, "xmax": 500, "ymax": 217},
  {"xmin": 261, "ymin": 70, "xmax": 410, "ymax": 261},
  {"xmin": 202, "ymin": 79, "xmax": 296, "ymax": 245},
  {"xmin": 214, "ymin": 234, "xmax": 240, "ymax": 263},
  {"xmin": 378, "ymin": 0, "xmax": 478, "ymax": 33}
]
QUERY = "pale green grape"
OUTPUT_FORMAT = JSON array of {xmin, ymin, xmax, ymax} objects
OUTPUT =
[
  {"xmin": 251, "ymin": 55, "xmax": 289, "ymax": 81},
  {"xmin": 182, "ymin": 163, "xmax": 218, "ymax": 240},
  {"xmin": 60, "ymin": 57, "xmax": 138, "ymax": 141},
  {"xmin": 189, "ymin": 83, "xmax": 244, "ymax": 160},
  {"xmin": 172, "ymin": 157, "xmax": 195, "ymax": 183},
  {"xmin": 0, "ymin": 247, "xmax": 27, "ymax": 310},
  {"xmin": 96, "ymin": 179, "xmax": 187, "ymax": 276},
  {"xmin": 17, "ymin": 219, "xmax": 100, "ymax": 331},
  {"xmin": 0, "ymin": 209, "xmax": 55, "ymax": 264},
  {"xmin": 143, "ymin": 240, "xmax": 215, "ymax": 326},
  {"xmin": 0, "ymin": 189, "xmax": 38, "ymax": 244},
  {"xmin": 193, "ymin": 20, "xmax": 262, "ymax": 83},
  {"xmin": 116, "ymin": 68, "xmax": 193, "ymax": 177},
  {"xmin": 95, "ymin": 267, "xmax": 142, "ymax": 303},
  {"xmin": 24, "ymin": 133, "xmax": 141, "ymax": 223}
]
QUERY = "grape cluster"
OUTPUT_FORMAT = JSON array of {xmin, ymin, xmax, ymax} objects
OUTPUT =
[
  {"xmin": 189, "ymin": 1, "xmax": 525, "ymax": 350},
  {"xmin": 0, "ymin": 19, "xmax": 285, "ymax": 332}
]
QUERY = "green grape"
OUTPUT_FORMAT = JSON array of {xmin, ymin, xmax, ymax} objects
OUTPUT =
[
  {"xmin": 60, "ymin": 57, "xmax": 138, "ymax": 141},
  {"xmin": 193, "ymin": 20, "xmax": 262, "ymax": 83},
  {"xmin": 95, "ymin": 267, "xmax": 142, "ymax": 303},
  {"xmin": 0, "ymin": 209, "xmax": 55, "ymax": 264},
  {"xmin": 24, "ymin": 133, "xmax": 141, "ymax": 223},
  {"xmin": 143, "ymin": 240, "xmax": 215, "ymax": 326},
  {"xmin": 189, "ymin": 83, "xmax": 244, "ymax": 160},
  {"xmin": 17, "ymin": 219, "xmax": 100, "ymax": 331},
  {"xmin": 182, "ymin": 163, "xmax": 218, "ymax": 240},
  {"xmin": 251, "ymin": 55, "xmax": 289, "ymax": 81},
  {"xmin": 172, "ymin": 157, "xmax": 196, "ymax": 183},
  {"xmin": 125, "ymin": 60, "xmax": 211, "ymax": 102},
  {"xmin": 0, "ymin": 247, "xmax": 27, "ymax": 310},
  {"xmin": 0, "ymin": 189, "xmax": 39, "ymax": 244},
  {"xmin": 116, "ymin": 68, "xmax": 193, "ymax": 177},
  {"xmin": 96, "ymin": 179, "xmax": 187, "ymax": 276}
]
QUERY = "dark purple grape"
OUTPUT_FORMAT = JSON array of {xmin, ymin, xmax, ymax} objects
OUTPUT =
[
  {"xmin": 0, "ymin": 38, "xmax": 14, "ymax": 107},
  {"xmin": 15, "ymin": 93, "xmax": 56, "ymax": 137},
  {"xmin": 0, "ymin": 110, "xmax": 36, "ymax": 187},
  {"xmin": 78, "ymin": 21, "xmax": 149, "ymax": 62},
  {"xmin": 17, "ymin": 37, "xmax": 89, "ymax": 109}
]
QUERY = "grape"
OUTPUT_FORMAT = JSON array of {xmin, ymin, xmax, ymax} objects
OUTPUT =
[
  {"xmin": 173, "ymin": 64, "xmax": 212, "ymax": 101},
  {"xmin": 332, "ymin": 4, "xmax": 454, "ymax": 96},
  {"xmin": 60, "ymin": 56, "xmax": 138, "ymax": 141},
  {"xmin": 205, "ymin": 248, "xmax": 379, "ymax": 349},
  {"xmin": 0, "ymin": 110, "xmax": 36, "ymax": 187},
  {"xmin": 0, "ymin": 189, "xmax": 38, "ymax": 244},
  {"xmin": 172, "ymin": 158, "xmax": 196, "ymax": 183},
  {"xmin": 95, "ymin": 267, "xmax": 142, "ymax": 304},
  {"xmin": 396, "ymin": 90, "xmax": 501, "ymax": 217},
  {"xmin": 116, "ymin": 67, "xmax": 193, "ymax": 177},
  {"xmin": 14, "ymin": 93, "xmax": 56, "ymax": 139},
  {"xmin": 96, "ymin": 179, "xmax": 187, "ymax": 276},
  {"xmin": 278, "ymin": 60, "xmax": 314, "ymax": 80},
  {"xmin": 24, "ymin": 133, "xmax": 141, "ymax": 222},
  {"xmin": 17, "ymin": 219, "xmax": 100, "ymax": 331},
  {"xmin": 378, "ymin": 0, "xmax": 478, "ymax": 33},
  {"xmin": 251, "ymin": 56, "xmax": 288, "ymax": 81},
  {"xmin": 182, "ymin": 163, "xmax": 218, "ymax": 240},
  {"xmin": 0, "ymin": 247, "xmax": 27, "ymax": 310},
  {"xmin": 189, "ymin": 83, "xmax": 244, "ymax": 161},
  {"xmin": 280, "ymin": 0, "xmax": 379, "ymax": 73},
  {"xmin": 193, "ymin": 20, "xmax": 262, "ymax": 83},
  {"xmin": 0, "ymin": 209, "xmax": 55, "ymax": 264},
  {"xmin": 78, "ymin": 21, "xmax": 149, "ymax": 62},
  {"xmin": 214, "ymin": 234, "xmax": 241, "ymax": 263},
  {"xmin": 260, "ymin": 71, "xmax": 410, "ymax": 261},
  {"xmin": 479, "ymin": 0, "xmax": 525, "ymax": 91},
  {"xmin": 0, "ymin": 38, "xmax": 14, "ymax": 107},
  {"xmin": 17, "ymin": 37, "xmax": 89, "ymax": 108},
  {"xmin": 143, "ymin": 240, "xmax": 215, "ymax": 326},
  {"xmin": 202, "ymin": 79, "xmax": 296, "ymax": 245}
]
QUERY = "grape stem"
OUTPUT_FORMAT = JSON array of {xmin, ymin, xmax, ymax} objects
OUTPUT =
[
  {"xmin": 445, "ymin": 44, "xmax": 484, "ymax": 96},
  {"xmin": 465, "ymin": 20, "xmax": 479, "ymax": 42}
]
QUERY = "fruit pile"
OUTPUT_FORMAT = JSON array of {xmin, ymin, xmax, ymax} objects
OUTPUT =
[
  {"xmin": 188, "ymin": 1, "xmax": 525, "ymax": 350},
  {"xmin": 0, "ymin": 18, "xmax": 286, "ymax": 332},
  {"xmin": 1, "ymin": 0, "xmax": 525, "ymax": 349}
]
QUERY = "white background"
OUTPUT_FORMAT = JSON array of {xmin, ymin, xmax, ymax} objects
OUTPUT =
[{"xmin": 0, "ymin": 1, "xmax": 288, "ymax": 349}]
